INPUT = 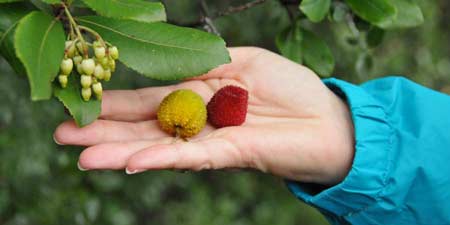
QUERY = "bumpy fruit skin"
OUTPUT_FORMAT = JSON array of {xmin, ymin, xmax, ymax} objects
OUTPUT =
[
  {"xmin": 207, "ymin": 85, "xmax": 248, "ymax": 128},
  {"xmin": 157, "ymin": 89, "xmax": 207, "ymax": 138}
]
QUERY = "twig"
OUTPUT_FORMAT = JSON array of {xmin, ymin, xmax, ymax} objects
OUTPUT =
[
  {"xmin": 215, "ymin": 0, "xmax": 266, "ymax": 18},
  {"xmin": 169, "ymin": 0, "xmax": 269, "ymax": 29},
  {"xmin": 200, "ymin": 0, "xmax": 221, "ymax": 36}
]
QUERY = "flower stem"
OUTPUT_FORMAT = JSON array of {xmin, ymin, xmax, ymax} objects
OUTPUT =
[
  {"xmin": 62, "ymin": 4, "xmax": 88, "ymax": 57},
  {"xmin": 78, "ymin": 25, "xmax": 107, "ymax": 47}
]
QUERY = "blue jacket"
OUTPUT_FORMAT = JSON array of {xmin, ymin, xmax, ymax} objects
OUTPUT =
[{"xmin": 287, "ymin": 77, "xmax": 450, "ymax": 225}]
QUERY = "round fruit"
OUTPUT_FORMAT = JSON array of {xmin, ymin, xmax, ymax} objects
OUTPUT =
[
  {"xmin": 207, "ymin": 85, "xmax": 248, "ymax": 128},
  {"xmin": 157, "ymin": 89, "xmax": 207, "ymax": 138}
]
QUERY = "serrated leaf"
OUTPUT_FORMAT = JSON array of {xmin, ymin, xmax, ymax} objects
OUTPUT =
[
  {"xmin": 77, "ymin": 16, "xmax": 230, "ymax": 80},
  {"xmin": 54, "ymin": 75, "xmax": 101, "ymax": 127},
  {"xmin": 345, "ymin": 0, "xmax": 396, "ymax": 27},
  {"xmin": 0, "ymin": 3, "xmax": 34, "ymax": 75},
  {"xmin": 14, "ymin": 11, "xmax": 65, "ymax": 100},
  {"xmin": 302, "ymin": 29, "xmax": 334, "ymax": 77},
  {"xmin": 300, "ymin": 0, "xmax": 331, "ymax": 23},
  {"xmin": 276, "ymin": 24, "xmax": 303, "ymax": 64},
  {"xmin": 81, "ymin": 0, "xmax": 166, "ymax": 23},
  {"xmin": 378, "ymin": 0, "xmax": 424, "ymax": 29}
]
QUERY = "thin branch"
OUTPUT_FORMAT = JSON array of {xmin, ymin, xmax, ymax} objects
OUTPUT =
[
  {"xmin": 215, "ymin": 0, "xmax": 266, "ymax": 18},
  {"xmin": 200, "ymin": 0, "xmax": 221, "ymax": 36},
  {"xmin": 168, "ymin": 0, "xmax": 269, "ymax": 29}
]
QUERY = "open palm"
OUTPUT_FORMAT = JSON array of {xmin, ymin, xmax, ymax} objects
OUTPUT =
[{"xmin": 54, "ymin": 47, "xmax": 354, "ymax": 185}]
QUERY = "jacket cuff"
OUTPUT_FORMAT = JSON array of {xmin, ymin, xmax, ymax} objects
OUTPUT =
[{"xmin": 287, "ymin": 78, "xmax": 394, "ymax": 218}]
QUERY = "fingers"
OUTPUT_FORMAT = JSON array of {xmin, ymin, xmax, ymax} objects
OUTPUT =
[
  {"xmin": 100, "ymin": 80, "xmax": 215, "ymax": 122},
  {"xmin": 99, "ymin": 47, "xmax": 265, "ymax": 122},
  {"xmin": 54, "ymin": 120, "xmax": 168, "ymax": 146},
  {"xmin": 125, "ymin": 138, "xmax": 246, "ymax": 174},
  {"xmin": 78, "ymin": 139, "xmax": 174, "ymax": 170}
]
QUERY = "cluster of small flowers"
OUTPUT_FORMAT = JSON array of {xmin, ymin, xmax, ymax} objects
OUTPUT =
[{"xmin": 58, "ymin": 39, "xmax": 119, "ymax": 101}]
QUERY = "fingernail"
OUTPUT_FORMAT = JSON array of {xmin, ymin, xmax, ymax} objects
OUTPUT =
[
  {"xmin": 77, "ymin": 162, "xmax": 88, "ymax": 171},
  {"xmin": 125, "ymin": 168, "xmax": 143, "ymax": 175},
  {"xmin": 53, "ymin": 134, "xmax": 63, "ymax": 145}
]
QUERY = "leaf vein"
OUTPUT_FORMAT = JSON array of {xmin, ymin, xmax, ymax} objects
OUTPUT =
[{"xmin": 77, "ymin": 18, "xmax": 217, "ymax": 55}]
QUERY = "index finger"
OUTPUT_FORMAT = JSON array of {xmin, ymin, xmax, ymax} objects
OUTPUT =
[{"xmin": 100, "ymin": 80, "xmax": 214, "ymax": 122}]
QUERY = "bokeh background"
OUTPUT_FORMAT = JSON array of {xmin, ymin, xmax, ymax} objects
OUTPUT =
[{"xmin": 1, "ymin": 0, "xmax": 449, "ymax": 224}]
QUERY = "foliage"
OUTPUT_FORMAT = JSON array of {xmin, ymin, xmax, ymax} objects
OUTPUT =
[
  {"xmin": 0, "ymin": 0, "xmax": 230, "ymax": 126},
  {"xmin": 1, "ymin": 0, "xmax": 450, "ymax": 225}
]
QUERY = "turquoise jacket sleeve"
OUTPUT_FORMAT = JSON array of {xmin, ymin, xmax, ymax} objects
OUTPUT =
[{"xmin": 287, "ymin": 76, "xmax": 450, "ymax": 225}]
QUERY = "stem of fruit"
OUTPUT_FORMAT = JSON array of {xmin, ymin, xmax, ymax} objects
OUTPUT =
[
  {"xmin": 62, "ymin": 4, "xmax": 88, "ymax": 58},
  {"xmin": 78, "ymin": 25, "xmax": 107, "ymax": 47}
]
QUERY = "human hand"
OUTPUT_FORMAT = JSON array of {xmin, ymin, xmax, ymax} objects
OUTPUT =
[{"xmin": 54, "ymin": 47, "xmax": 354, "ymax": 185}]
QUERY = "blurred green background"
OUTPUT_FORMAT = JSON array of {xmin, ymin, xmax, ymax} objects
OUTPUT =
[{"xmin": 1, "ymin": 0, "xmax": 449, "ymax": 224}]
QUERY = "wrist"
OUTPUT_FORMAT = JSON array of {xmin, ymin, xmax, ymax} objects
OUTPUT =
[{"xmin": 318, "ymin": 85, "xmax": 355, "ymax": 185}]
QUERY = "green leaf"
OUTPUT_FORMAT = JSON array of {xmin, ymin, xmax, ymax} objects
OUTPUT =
[
  {"xmin": 378, "ymin": 0, "xmax": 424, "ymax": 29},
  {"xmin": 77, "ymin": 16, "xmax": 230, "ymax": 80},
  {"xmin": 300, "ymin": 0, "xmax": 331, "ymax": 23},
  {"xmin": 0, "ymin": 3, "xmax": 34, "ymax": 75},
  {"xmin": 14, "ymin": 11, "xmax": 65, "ymax": 100},
  {"xmin": 276, "ymin": 24, "xmax": 303, "ymax": 64},
  {"xmin": 54, "ymin": 75, "xmax": 101, "ymax": 127},
  {"xmin": 332, "ymin": 3, "xmax": 348, "ymax": 22},
  {"xmin": 276, "ymin": 24, "xmax": 334, "ymax": 77},
  {"xmin": 345, "ymin": 0, "xmax": 396, "ymax": 27},
  {"xmin": 301, "ymin": 29, "xmax": 334, "ymax": 77},
  {"xmin": 40, "ymin": 0, "xmax": 60, "ymax": 4},
  {"xmin": 367, "ymin": 27, "xmax": 384, "ymax": 48},
  {"xmin": 0, "ymin": 0, "xmax": 23, "ymax": 3},
  {"xmin": 81, "ymin": 0, "xmax": 166, "ymax": 23}
]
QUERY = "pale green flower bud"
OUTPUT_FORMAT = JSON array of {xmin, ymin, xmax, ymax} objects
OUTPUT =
[
  {"xmin": 81, "ymin": 58, "xmax": 95, "ymax": 75},
  {"xmin": 94, "ymin": 64, "xmax": 104, "ymax": 80},
  {"xmin": 58, "ymin": 74, "xmax": 68, "ymax": 88},
  {"xmin": 80, "ymin": 74, "xmax": 92, "ymax": 88},
  {"xmin": 65, "ymin": 41, "xmax": 76, "ymax": 57},
  {"xmin": 95, "ymin": 47, "xmax": 106, "ymax": 59},
  {"xmin": 81, "ymin": 87, "xmax": 92, "ymax": 101},
  {"xmin": 73, "ymin": 55, "xmax": 83, "ymax": 65},
  {"xmin": 109, "ymin": 58, "xmax": 116, "ymax": 72},
  {"xmin": 103, "ymin": 69, "xmax": 111, "ymax": 81},
  {"xmin": 92, "ymin": 82, "xmax": 103, "ymax": 99},
  {"xmin": 60, "ymin": 58, "xmax": 73, "ymax": 75},
  {"xmin": 109, "ymin": 46, "xmax": 119, "ymax": 60}
]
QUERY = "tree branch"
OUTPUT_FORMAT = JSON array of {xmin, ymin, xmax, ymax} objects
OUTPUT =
[
  {"xmin": 215, "ymin": 0, "xmax": 266, "ymax": 18},
  {"xmin": 200, "ymin": 0, "xmax": 221, "ymax": 36}
]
